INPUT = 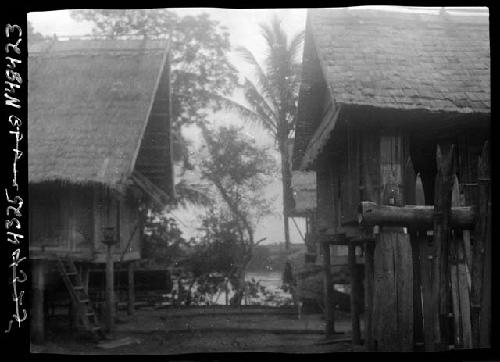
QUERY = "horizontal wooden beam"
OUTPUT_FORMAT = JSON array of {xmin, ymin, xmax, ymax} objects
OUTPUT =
[
  {"xmin": 316, "ymin": 226, "xmax": 375, "ymax": 244},
  {"xmin": 359, "ymin": 201, "xmax": 475, "ymax": 228}
]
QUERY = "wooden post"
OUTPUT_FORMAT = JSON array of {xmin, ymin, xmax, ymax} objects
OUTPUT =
[
  {"xmin": 364, "ymin": 241, "xmax": 375, "ymax": 350},
  {"xmin": 105, "ymin": 244, "xmax": 115, "ymax": 333},
  {"xmin": 31, "ymin": 260, "xmax": 46, "ymax": 344},
  {"xmin": 470, "ymin": 141, "xmax": 488, "ymax": 348},
  {"xmin": 127, "ymin": 261, "xmax": 135, "ymax": 316},
  {"xmin": 420, "ymin": 229, "xmax": 436, "ymax": 351},
  {"xmin": 408, "ymin": 160, "xmax": 424, "ymax": 351},
  {"xmin": 373, "ymin": 133, "xmax": 413, "ymax": 351},
  {"xmin": 408, "ymin": 158, "xmax": 424, "ymax": 351},
  {"xmin": 349, "ymin": 244, "xmax": 361, "ymax": 345},
  {"xmin": 450, "ymin": 239, "xmax": 461, "ymax": 347},
  {"xmin": 359, "ymin": 130, "xmax": 379, "ymax": 351},
  {"xmin": 450, "ymin": 175, "xmax": 473, "ymax": 349},
  {"xmin": 432, "ymin": 144, "xmax": 455, "ymax": 350},
  {"xmin": 322, "ymin": 241, "xmax": 335, "ymax": 336},
  {"xmin": 450, "ymin": 176, "xmax": 462, "ymax": 348},
  {"xmin": 458, "ymin": 239, "xmax": 472, "ymax": 348},
  {"xmin": 416, "ymin": 173, "xmax": 435, "ymax": 351},
  {"xmin": 478, "ymin": 141, "xmax": 491, "ymax": 348}
]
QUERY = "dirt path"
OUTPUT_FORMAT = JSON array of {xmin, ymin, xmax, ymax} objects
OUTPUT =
[{"xmin": 32, "ymin": 307, "xmax": 360, "ymax": 354}]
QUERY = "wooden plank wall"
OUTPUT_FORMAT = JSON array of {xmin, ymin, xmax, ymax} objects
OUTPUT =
[
  {"xmin": 372, "ymin": 131, "xmax": 413, "ymax": 351},
  {"xmin": 29, "ymin": 184, "xmax": 94, "ymax": 252},
  {"xmin": 359, "ymin": 129, "xmax": 379, "ymax": 351},
  {"xmin": 316, "ymin": 154, "xmax": 336, "ymax": 233},
  {"xmin": 410, "ymin": 136, "xmax": 489, "ymax": 351}
]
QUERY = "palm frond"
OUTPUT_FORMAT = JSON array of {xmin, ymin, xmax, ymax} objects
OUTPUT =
[
  {"xmin": 288, "ymin": 31, "xmax": 305, "ymax": 60},
  {"xmin": 242, "ymin": 78, "xmax": 279, "ymax": 129},
  {"xmin": 204, "ymin": 90, "xmax": 268, "ymax": 127},
  {"xmin": 236, "ymin": 46, "xmax": 280, "ymax": 111},
  {"xmin": 259, "ymin": 22, "xmax": 276, "ymax": 50}
]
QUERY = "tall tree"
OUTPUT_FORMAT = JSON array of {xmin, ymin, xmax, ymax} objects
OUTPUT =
[
  {"xmin": 198, "ymin": 125, "xmax": 275, "ymax": 303},
  {"xmin": 218, "ymin": 16, "xmax": 304, "ymax": 250}
]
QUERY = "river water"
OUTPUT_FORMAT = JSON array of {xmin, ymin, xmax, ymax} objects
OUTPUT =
[
  {"xmin": 163, "ymin": 271, "xmax": 291, "ymax": 306},
  {"xmin": 245, "ymin": 271, "xmax": 283, "ymax": 289}
]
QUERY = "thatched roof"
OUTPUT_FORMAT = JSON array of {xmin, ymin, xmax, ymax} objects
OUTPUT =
[
  {"xmin": 293, "ymin": 7, "xmax": 490, "ymax": 169},
  {"xmin": 310, "ymin": 8, "xmax": 489, "ymax": 113},
  {"xmin": 29, "ymin": 39, "xmax": 174, "ymax": 201}
]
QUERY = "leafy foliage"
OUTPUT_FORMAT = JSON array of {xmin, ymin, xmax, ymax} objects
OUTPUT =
[
  {"xmin": 199, "ymin": 125, "xmax": 276, "ymax": 240},
  {"xmin": 141, "ymin": 214, "xmax": 191, "ymax": 268},
  {"xmin": 186, "ymin": 208, "xmax": 243, "ymax": 278},
  {"xmin": 70, "ymin": 9, "xmax": 239, "ymax": 163},
  {"xmin": 174, "ymin": 179, "xmax": 213, "ymax": 208},
  {"xmin": 218, "ymin": 16, "xmax": 304, "ymax": 248}
]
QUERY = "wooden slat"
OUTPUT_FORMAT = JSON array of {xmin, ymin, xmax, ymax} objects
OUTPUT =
[
  {"xmin": 432, "ymin": 144, "xmax": 455, "ymax": 350},
  {"xmin": 322, "ymin": 241, "xmax": 335, "ymax": 336},
  {"xmin": 373, "ymin": 132, "xmax": 413, "ymax": 351},
  {"xmin": 451, "ymin": 174, "xmax": 472, "ymax": 349},
  {"xmin": 478, "ymin": 141, "xmax": 491, "ymax": 348},
  {"xmin": 359, "ymin": 130, "xmax": 379, "ymax": 351},
  {"xmin": 373, "ymin": 230, "xmax": 398, "ymax": 351},
  {"xmin": 415, "ymin": 173, "xmax": 426, "ymax": 205},
  {"xmin": 364, "ymin": 242, "xmax": 375, "ymax": 350},
  {"xmin": 471, "ymin": 141, "xmax": 488, "ymax": 347},
  {"xmin": 408, "ymin": 158, "xmax": 424, "ymax": 351},
  {"xmin": 450, "ymin": 176, "xmax": 462, "ymax": 348},
  {"xmin": 348, "ymin": 245, "xmax": 361, "ymax": 345},
  {"xmin": 458, "ymin": 242, "xmax": 473, "ymax": 349},
  {"xmin": 420, "ymin": 229, "xmax": 436, "ymax": 351},
  {"xmin": 395, "ymin": 231, "xmax": 414, "ymax": 351},
  {"xmin": 450, "ymin": 260, "xmax": 462, "ymax": 346}
]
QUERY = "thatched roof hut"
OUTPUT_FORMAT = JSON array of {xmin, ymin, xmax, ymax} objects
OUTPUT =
[
  {"xmin": 29, "ymin": 39, "xmax": 174, "ymax": 201},
  {"xmin": 293, "ymin": 7, "xmax": 490, "ymax": 170},
  {"xmin": 291, "ymin": 8, "xmax": 490, "ymax": 350}
]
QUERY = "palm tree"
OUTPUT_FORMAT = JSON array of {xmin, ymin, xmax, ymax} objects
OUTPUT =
[{"xmin": 218, "ymin": 15, "xmax": 304, "ymax": 250}]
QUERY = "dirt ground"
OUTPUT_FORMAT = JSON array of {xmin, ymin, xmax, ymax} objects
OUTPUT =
[{"xmin": 31, "ymin": 306, "xmax": 363, "ymax": 354}]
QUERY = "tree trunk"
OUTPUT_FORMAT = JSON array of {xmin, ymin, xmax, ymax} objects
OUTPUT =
[{"xmin": 279, "ymin": 140, "xmax": 292, "ymax": 251}]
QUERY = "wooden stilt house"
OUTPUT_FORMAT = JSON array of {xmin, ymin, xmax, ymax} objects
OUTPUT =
[
  {"xmin": 292, "ymin": 8, "xmax": 490, "ymax": 350},
  {"xmin": 28, "ymin": 39, "xmax": 174, "ymax": 343}
]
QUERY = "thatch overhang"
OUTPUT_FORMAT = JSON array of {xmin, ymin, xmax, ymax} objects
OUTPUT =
[
  {"xmin": 28, "ymin": 39, "xmax": 175, "ymax": 205},
  {"xmin": 292, "ymin": 7, "xmax": 490, "ymax": 170}
]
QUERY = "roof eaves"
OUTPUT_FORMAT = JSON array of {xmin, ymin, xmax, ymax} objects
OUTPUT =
[
  {"xmin": 128, "ymin": 42, "xmax": 171, "ymax": 178},
  {"xmin": 299, "ymin": 104, "xmax": 341, "ymax": 170},
  {"xmin": 308, "ymin": 13, "xmax": 338, "ymax": 114}
]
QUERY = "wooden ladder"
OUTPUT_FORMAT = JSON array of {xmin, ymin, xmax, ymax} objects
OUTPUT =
[{"xmin": 56, "ymin": 256, "xmax": 105, "ymax": 340}]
